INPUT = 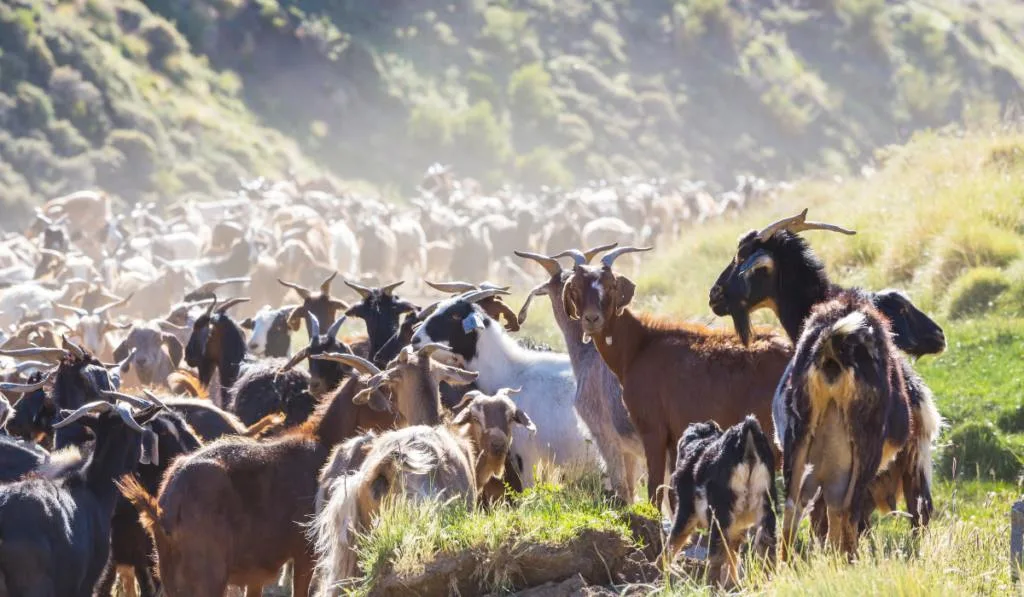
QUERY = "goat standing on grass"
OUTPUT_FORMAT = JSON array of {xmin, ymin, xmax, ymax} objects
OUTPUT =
[
  {"xmin": 310, "ymin": 389, "xmax": 535, "ymax": 594},
  {"xmin": 662, "ymin": 416, "xmax": 776, "ymax": 589}
]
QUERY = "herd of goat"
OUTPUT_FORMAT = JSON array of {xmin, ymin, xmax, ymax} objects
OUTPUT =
[{"xmin": 0, "ymin": 174, "xmax": 948, "ymax": 596}]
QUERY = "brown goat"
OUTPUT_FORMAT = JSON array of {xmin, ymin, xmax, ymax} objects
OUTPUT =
[
  {"xmin": 562, "ymin": 246, "xmax": 791, "ymax": 507},
  {"xmin": 119, "ymin": 354, "xmax": 398, "ymax": 597},
  {"xmin": 278, "ymin": 271, "xmax": 348, "ymax": 336}
]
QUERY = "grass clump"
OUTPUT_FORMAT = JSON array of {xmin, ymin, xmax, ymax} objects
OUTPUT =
[
  {"xmin": 944, "ymin": 267, "xmax": 1010, "ymax": 320},
  {"xmin": 937, "ymin": 422, "xmax": 1022, "ymax": 482},
  {"xmin": 929, "ymin": 223, "xmax": 1020, "ymax": 287}
]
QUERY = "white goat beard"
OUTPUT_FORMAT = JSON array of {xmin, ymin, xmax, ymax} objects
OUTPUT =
[
  {"xmin": 582, "ymin": 332, "xmax": 592, "ymax": 344},
  {"xmin": 605, "ymin": 336, "xmax": 613, "ymax": 346}
]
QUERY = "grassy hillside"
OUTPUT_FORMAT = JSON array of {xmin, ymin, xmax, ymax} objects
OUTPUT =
[
  {"xmin": 141, "ymin": 0, "xmax": 1024, "ymax": 188},
  {"xmin": 360, "ymin": 128, "xmax": 1024, "ymax": 595},
  {"xmin": 0, "ymin": 0, "xmax": 317, "ymax": 221}
]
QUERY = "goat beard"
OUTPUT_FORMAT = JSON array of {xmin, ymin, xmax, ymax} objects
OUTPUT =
[{"xmin": 730, "ymin": 308, "xmax": 753, "ymax": 346}]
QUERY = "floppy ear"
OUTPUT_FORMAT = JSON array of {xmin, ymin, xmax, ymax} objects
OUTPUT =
[
  {"xmin": 614, "ymin": 275, "xmax": 636, "ymax": 315},
  {"xmin": 451, "ymin": 401, "xmax": 475, "ymax": 426},
  {"xmin": 240, "ymin": 317, "xmax": 255, "ymax": 330},
  {"xmin": 512, "ymin": 407, "xmax": 536, "ymax": 433},
  {"xmin": 562, "ymin": 282, "xmax": 580, "ymax": 320},
  {"xmin": 433, "ymin": 363, "xmax": 478, "ymax": 387},
  {"xmin": 112, "ymin": 340, "xmax": 130, "ymax": 371},
  {"xmin": 365, "ymin": 390, "xmax": 393, "ymax": 413},
  {"xmin": 162, "ymin": 334, "xmax": 184, "ymax": 368}
]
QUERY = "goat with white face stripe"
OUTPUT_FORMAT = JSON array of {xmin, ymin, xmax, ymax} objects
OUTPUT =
[
  {"xmin": 241, "ymin": 305, "xmax": 297, "ymax": 358},
  {"xmin": 410, "ymin": 289, "xmax": 600, "ymax": 487}
]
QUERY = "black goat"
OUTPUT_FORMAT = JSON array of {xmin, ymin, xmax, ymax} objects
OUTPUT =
[
  {"xmin": 663, "ymin": 416, "xmax": 777, "ymax": 589},
  {"xmin": 278, "ymin": 271, "xmax": 348, "ymax": 337},
  {"xmin": 0, "ymin": 398, "xmax": 161, "ymax": 596},
  {"xmin": 185, "ymin": 297, "xmax": 314, "ymax": 427},
  {"xmin": 280, "ymin": 312, "xmax": 353, "ymax": 397},
  {"xmin": 777, "ymin": 294, "xmax": 910, "ymax": 559},
  {"xmin": 709, "ymin": 209, "xmax": 944, "ymax": 532},
  {"xmin": 0, "ymin": 434, "xmax": 49, "ymax": 483},
  {"xmin": 342, "ymin": 280, "xmax": 418, "ymax": 366}
]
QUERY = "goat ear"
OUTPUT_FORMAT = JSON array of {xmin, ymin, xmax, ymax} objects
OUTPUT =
[
  {"xmin": 286, "ymin": 306, "xmax": 305, "ymax": 331},
  {"xmin": 240, "ymin": 317, "xmax": 255, "ymax": 330},
  {"xmin": 614, "ymin": 275, "xmax": 636, "ymax": 314},
  {"xmin": 435, "ymin": 363, "xmax": 478, "ymax": 387},
  {"xmin": 451, "ymin": 402, "xmax": 475, "ymax": 426},
  {"xmin": 162, "ymin": 334, "xmax": 184, "ymax": 368},
  {"xmin": 561, "ymin": 283, "xmax": 580, "ymax": 321},
  {"xmin": 513, "ymin": 408, "xmax": 537, "ymax": 434},
  {"xmin": 112, "ymin": 340, "xmax": 130, "ymax": 371}
]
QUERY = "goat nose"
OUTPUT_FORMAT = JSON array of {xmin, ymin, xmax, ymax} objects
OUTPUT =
[{"xmin": 583, "ymin": 313, "xmax": 600, "ymax": 323}]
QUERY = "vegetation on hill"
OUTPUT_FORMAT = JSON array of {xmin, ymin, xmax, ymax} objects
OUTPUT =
[{"xmin": 2, "ymin": 0, "xmax": 1024, "ymax": 216}]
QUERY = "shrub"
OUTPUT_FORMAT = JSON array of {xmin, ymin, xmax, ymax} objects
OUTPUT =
[
  {"xmin": 3, "ymin": 136, "xmax": 57, "ymax": 190},
  {"xmin": 516, "ymin": 146, "xmax": 573, "ymax": 188},
  {"xmin": 931, "ymin": 223, "xmax": 1020, "ymax": 286},
  {"xmin": 997, "ymin": 404, "xmax": 1024, "ymax": 434},
  {"xmin": 140, "ymin": 18, "xmax": 188, "ymax": 68},
  {"xmin": 453, "ymin": 100, "xmax": 512, "ymax": 168},
  {"xmin": 937, "ymin": 422, "xmax": 1022, "ymax": 482},
  {"xmin": 47, "ymin": 119, "xmax": 91, "ymax": 157},
  {"xmin": 408, "ymin": 102, "xmax": 453, "ymax": 146},
  {"xmin": 945, "ymin": 267, "xmax": 1010, "ymax": 320},
  {"xmin": 48, "ymin": 66, "xmax": 109, "ymax": 143},
  {"xmin": 508, "ymin": 63, "xmax": 560, "ymax": 124},
  {"xmin": 106, "ymin": 129, "xmax": 157, "ymax": 194},
  {"xmin": 13, "ymin": 82, "xmax": 54, "ymax": 133}
]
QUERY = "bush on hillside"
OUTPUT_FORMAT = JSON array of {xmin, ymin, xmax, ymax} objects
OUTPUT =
[
  {"xmin": 932, "ymin": 223, "xmax": 1020, "ymax": 286},
  {"xmin": 945, "ymin": 267, "xmax": 1010, "ymax": 320},
  {"xmin": 997, "ymin": 404, "xmax": 1024, "ymax": 434},
  {"xmin": 141, "ymin": 18, "xmax": 188, "ymax": 68},
  {"xmin": 937, "ymin": 421, "xmax": 1023, "ymax": 481}
]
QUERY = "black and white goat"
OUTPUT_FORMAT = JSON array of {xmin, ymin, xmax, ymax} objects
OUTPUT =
[
  {"xmin": 242, "ymin": 304, "xmax": 298, "ymax": 357},
  {"xmin": 663, "ymin": 416, "xmax": 776, "ymax": 589}
]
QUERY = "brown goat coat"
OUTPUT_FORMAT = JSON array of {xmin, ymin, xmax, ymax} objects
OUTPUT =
[
  {"xmin": 122, "ymin": 374, "xmax": 397, "ymax": 597},
  {"xmin": 564, "ymin": 266, "xmax": 790, "ymax": 507}
]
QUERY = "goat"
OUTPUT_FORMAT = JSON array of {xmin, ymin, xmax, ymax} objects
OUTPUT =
[
  {"xmin": 241, "ymin": 304, "xmax": 299, "ymax": 357},
  {"xmin": 279, "ymin": 271, "xmax": 348, "ymax": 337},
  {"xmin": 516, "ymin": 245, "xmax": 646, "ymax": 503},
  {"xmin": 185, "ymin": 297, "xmax": 314, "ymax": 425},
  {"xmin": 411, "ymin": 288, "xmax": 599, "ymax": 487},
  {"xmin": 54, "ymin": 293, "xmax": 133, "ymax": 361},
  {"xmin": 562, "ymin": 246, "xmax": 792, "ymax": 507},
  {"xmin": 662, "ymin": 417, "xmax": 777, "ymax": 588},
  {"xmin": 0, "ymin": 397, "xmax": 161, "ymax": 597},
  {"xmin": 118, "ymin": 354, "xmax": 398, "ymax": 597},
  {"xmin": 112, "ymin": 319, "xmax": 184, "ymax": 388},
  {"xmin": 280, "ymin": 313, "xmax": 353, "ymax": 398},
  {"xmin": 425, "ymin": 279, "xmax": 520, "ymax": 332},
  {"xmin": 708, "ymin": 209, "xmax": 944, "ymax": 531},
  {"xmin": 310, "ymin": 388, "xmax": 535, "ymax": 592},
  {"xmin": 342, "ymin": 280, "xmax": 418, "ymax": 365},
  {"xmin": 776, "ymin": 294, "xmax": 910, "ymax": 559}
]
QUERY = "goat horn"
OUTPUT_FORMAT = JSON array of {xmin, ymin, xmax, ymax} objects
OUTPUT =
[
  {"xmin": 192, "ymin": 277, "xmax": 251, "ymax": 295},
  {"xmin": 418, "ymin": 301, "xmax": 440, "ymax": 320},
  {"xmin": 0, "ymin": 370, "xmax": 52, "ymax": 393},
  {"xmin": 215, "ymin": 297, "xmax": 250, "ymax": 314},
  {"xmin": 514, "ymin": 250, "xmax": 562, "ymax": 277},
  {"xmin": 310, "ymin": 352, "xmax": 381, "ymax": 376},
  {"xmin": 157, "ymin": 320, "xmax": 187, "ymax": 332},
  {"xmin": 380, "ymin": 281, "xmax": 404, "ymax": 296},
  {"xmin": 582, "ymin": 242, "xmax": 620, "ymax": 264},
  {"xmin": 326, "ymin": 315, "xmax": 346, "ymax": 340},
  {"xmin": 103, "ymin": 347, "xmax": 137, "ymax": 371},
  {"xmin": 307, "ymin": 312, "xmax": 322, "ymax": 339},
  {"xmin": 205, "ymin": 296, "xmax": 218, "ymax": 317},
  {"xmin": 0, "ymin": 347, "xmax": 68, "ymax": 360},
  {"xmin": 415, "ymin": 343, "xmax": 454, "ymax": 358},
  {"xmin": 600, "ymin": 246, "xmax": 652, "ymax": 269},
  {"xmin": 425, "ymin": 280, "xmax": 478, "ymax": 294},
  {"xmin": 113, "ymin": 402, "xmax": 148, "ymax": 433},
  {"xmin": 53, "ymin": 302, "xmax": 88, "ymax": 317},
  {"xmin": 343, "ymin": 279, "xmax": 373, "ymax": 299},
  {"xmin": 100, "ymin": 390, "xmax": 155, "ymax": 411},
  {"xmin": 517, "ymin": 282, "xmax": 550, "ymax": 325},
  {"xmin": 14, "ymin": 360, "xmax": 51, "ymax": 373},
  {"xmin": 280, "ymin": 346, "xmax": 311, "ymax": 372},
  {"xmin": 460, "ymin": 288, "xmax": 509, "ymax": 305},
  {"xmin": 53, "ymin": 401, "xmax": 114, "ymax": 428},
  {"xmin": 141, "ymin": 389, "xmax": 168, "ymax": 410},
  {"xmin": 277, "ymin": 278, "xmax": 312, "ymax": 299},
  {"xmin": 62, "ymin": 335, "xmax": 86, "ymax": 359},
  {"xmin": 756, "ymin": 208, "xmax": 856, "ymax": 242},
  {"xmin": 320, "ymin": 271, "xmax": 338, "ymax": 294},
  {"xmin": 92, "ymin": 292, "xmax": 133, "ymax": 316}
]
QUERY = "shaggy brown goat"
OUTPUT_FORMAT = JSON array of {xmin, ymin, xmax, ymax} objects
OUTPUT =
[
  {"xmin": 119, "ymin": 353, "xmax": 398, "ymax": 597},
  {"xmin": 562, "ymin": 246, "xmax": 791, "ymax": 507}
]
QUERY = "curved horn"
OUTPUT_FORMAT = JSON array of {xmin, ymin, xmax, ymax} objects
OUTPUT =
[
  {"xmin": 277, "ymin": 278, "xmax": 312, "ymax": 299},
  {"xmin": 553, "ymin": 248, "xmax": 586, "ymax": 267},
  {"xmin": 279, "ymin": 346, "xmax": 311, "ymax": 372},
  {"xmin": 92, "ymin": 292, "xmax": 134, "ymax": 316},
  {"xmin": 460, "ymin": 288, "xmax": 510, "ymax": 305},
  {"xmin": 307, "ymin": 312, "xmax": 322, "ymax": 339},
  {"xmin": 417, "ymin": 301, "xmax": 440, "ymax": 320},
  {"xmin": 756, "ymin": 208, "xmax": 856, "ymax": 242},
  {"xmin": 517, "ymin": 282, "xmax": 550, "ymax": 325},
  {"xmin": 14, "ymin": 360, "xmax": 52, "ymax": 374},
  {"xmin": 600, "ymin": 246, "xmax": 652, "ymax": 269},
  {"xmin": 141, "ymin": 389, "xmax": 168, "ymax": 410},
  {"xmin": 104, "ymin": 347, "xmax": 136, "ymax": 371},
  {"xmin": 310, "ymin": 352, "xmax": 381, "ymax": 376},
  {"xmin": 380, "ymin": 281, "xmax": 404, "ymax": 296},
  {"xmin": 343, "ymin": 279, "xmax": 373, "ymax": 299},
  {"xmin": 62, "ymin": 335, "xmax": 86, "ymax": 359},
  {"xmin": 0, "ymin": 371, "xmax": 52, "ymax": 393},
  {"xmin": 205, "ymin": 295, "xmax": 218, "ymax": 317},
  {"xmin": 0, "ymin": 347, "xmax": 68, "ymax": 361},
  {"xmin": 215, "ymin": 297, "xmax": 250, "ymax": 314},
  {"xmin": 425, "ymin": 280, "xmax": 478, "ymax": 295},
  {"xmin": 326, "ymin": 315, "xmax": 347, "ymax": 340},
  {"xmin": 320, "ymin": 271, "xmax": 338, "ymax": 294},
  {"xmin": 53, "ymin": 302, "xmax": 88, "ymax": 317},
  {"xmin": 100, "ymin": 390, "xmax": 155, "ymax": 411},
  {"xmin": 53, "ymin": 401, "xmax": 113, "ymax": 428},
  {"xmin": 192, "ymin": 277, "xmax": 250, "ymax": 295},
  {"xmin": 514, "ymin": 250, "xmax": 562, "ymax": 277},
  {"xmin": 582, "ymin": 242, "xmax": 619, "ymax": 264},
  {"xmin": 112, "ymin": 402, "xmax": 148, "ymax": 433}
]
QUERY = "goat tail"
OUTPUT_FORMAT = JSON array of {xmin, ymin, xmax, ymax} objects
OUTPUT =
[
  {"xmin": 740, "ymin": 415, "xmax": 764, "ymax": 464},
  {"xmin": 310, "ymin": 468, "xmax": 368, "ymax": 596},
  {"xmin": 117, "ymin": 474, "xmax": 170, "ymax": 545},
  {"xmin": 167, "ymin": 369, "xmax": 206, "ymax": 399},
  {"xmin": 914, "ymin": 388, "xmax": 944, "ymax": 488}
]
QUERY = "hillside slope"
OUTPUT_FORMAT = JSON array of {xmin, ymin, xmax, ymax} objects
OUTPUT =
[{"xmin": 145, "ymin": 0, "xmax": 1024, "ymax": 188}]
